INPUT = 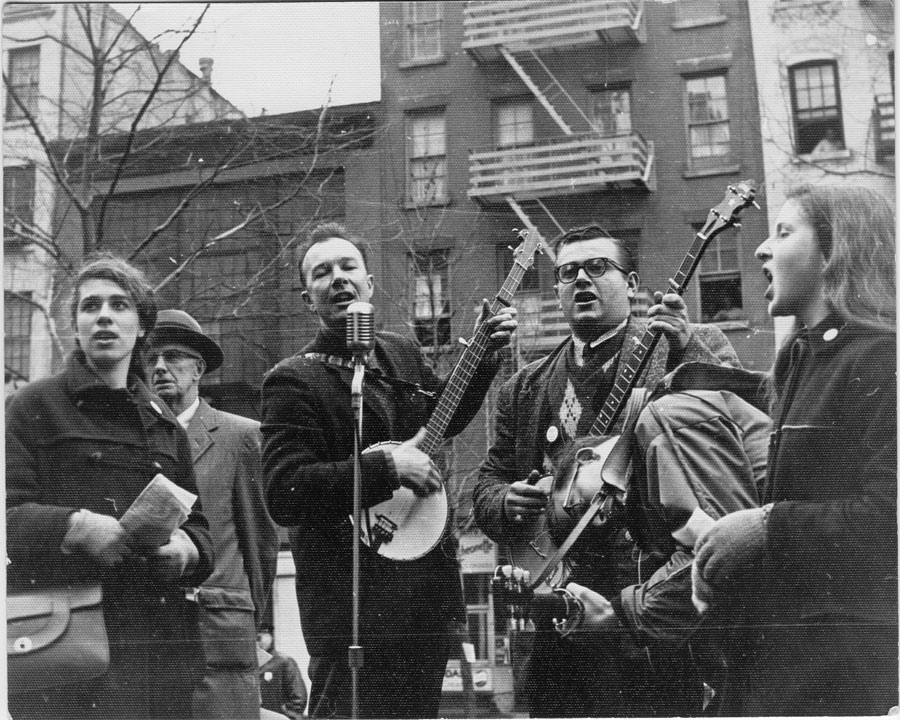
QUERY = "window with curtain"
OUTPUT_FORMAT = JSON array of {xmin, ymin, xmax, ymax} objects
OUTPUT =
[
  {"xmin": 407, "ymin": 111, "xmax": 448, "ymax": 205},
  {"xmin": 411, "ymin": 250, "xmax": 450, "ymax": 347},
  {"xmin": 5, "ymin": 291, "xmax": 32, "ymax": 383},
  {"xmin": 686, "ymin": 73, "xmax": 731, "ymax": 169},
  {"xmin": 789, "ymin": 60, "xmax": 844, "ymax": 155},
  {"xmin": 698, "ymin": 229, "xmax": 743, "ymax": 322},
  {"xmin": 6, "ymin": 46, "xmax": 40, "ymax": 121},
  {"xmin": 495, "ymin": 101, "xmax": 534, "ymax": 148},
  {"xmin": 591, "ymin": 88, "xmax": 632, "ymax": 137},
  {"xmin": 404, "ymin": 2, "xmax": 443, "ymax": 62}
]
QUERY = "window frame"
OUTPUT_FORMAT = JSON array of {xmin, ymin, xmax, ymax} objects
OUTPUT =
[
  {"xmin": 684, "ymin": 72, "xmax": 732, "ymax": 171},
  {"xmin": 406, "ymin": 109, "xmax": 449, "ymax": 206},
  {"xmin": 6, "ymin": 46, "xmax": 40, "ymax": 122},
  {"xmin": 590, "ymin": 86, "xmax": 633, "ymax": 138},
  {"xmin": 5, "ymin": 290, "xmax": 33, "ymax": 383},
  {"xmin": 493, "ymin": 99, "xmax": 535, "ymax": 149},
  {"xmin": 788, "ymin": 60, "xmax": 845, "ymax": 156},
  {"xmin": 410, "ymin": 249, "xmax": 451, "ymax": 349},
  {"xmin": 697, "ymin": 230, "xmax": 745, "ymax": 323},
  {"xmin": 4, "ymin": 164, "xmax": 36, "ymax": 232},
  {"xmin": 403, "ymin": 2, "xmax": 444, "ymax": 65}
]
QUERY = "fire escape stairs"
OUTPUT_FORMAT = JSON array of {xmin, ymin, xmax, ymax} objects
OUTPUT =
[{"xmin": 497, "ymin": 45, "xmax": 601, "ymax": 261}]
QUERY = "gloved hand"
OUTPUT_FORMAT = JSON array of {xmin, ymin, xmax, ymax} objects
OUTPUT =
[
  {"xmin": 144, "ymin": 528, "xmax": 199, "ymax": 583},
  {"xmin": 61, "ymin": 509, "xmax": 132, "ymax": 568},
  {"xmin": 563, "ymin": 582, "xmax": 619, "ymax": 644},
  {"xmin": 692, "ymin": 506, "xmax": 771, "ymax": 615}
]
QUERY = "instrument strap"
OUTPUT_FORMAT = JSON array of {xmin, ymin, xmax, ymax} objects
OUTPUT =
[{"xmin": 529, "ymin": 387, "xmax": 649, "ymax": 590}]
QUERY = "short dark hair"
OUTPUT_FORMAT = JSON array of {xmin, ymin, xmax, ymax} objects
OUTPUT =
[
  {"xmin": 296, "ymin": 221, "xmax": 369, "ymax": 289},
  {"xmin": 69, "ymin": 252, "xmax": 157, "ymax": 379},
  {"xmin": 551, "ymin": 223, "xmax": 636, "ymax": 273}
]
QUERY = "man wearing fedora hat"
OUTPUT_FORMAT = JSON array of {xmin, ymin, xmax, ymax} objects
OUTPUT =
[{"xmin": 148, "ymin": 309, "xmax": 279, "ymax": 720}]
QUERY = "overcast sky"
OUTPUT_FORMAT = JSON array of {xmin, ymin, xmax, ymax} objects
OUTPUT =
[{"xmin": 112, "ymin": 2, "xmax": 381, "ymax": 117}]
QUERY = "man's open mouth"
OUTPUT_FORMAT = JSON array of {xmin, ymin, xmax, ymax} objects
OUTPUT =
[
  {"xmin": 331, "ymin": 291, "xmax": 355, "ymax": 305},
  {"xmin": 573, "ymin": 291, "xmax": 597, "ymax": 304}
]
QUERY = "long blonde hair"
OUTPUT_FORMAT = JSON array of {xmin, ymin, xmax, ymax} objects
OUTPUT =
[{"xmin": 786, "ymin": 185, "xmax": 895, "ymax": 332}]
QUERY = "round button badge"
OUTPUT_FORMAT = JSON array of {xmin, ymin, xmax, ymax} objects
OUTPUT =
[
  {"xmin": 545, "ymin": 426, "xmax": 559, "ymax": 443},
  {"xmin": 822, "ymin": 328, "xmax": 839, "ymax": 342}
]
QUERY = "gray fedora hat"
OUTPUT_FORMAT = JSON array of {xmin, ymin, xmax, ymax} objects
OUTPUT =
[{"xmin": 148, "ymin": 309, "xmax": 224, "ymax": 373}]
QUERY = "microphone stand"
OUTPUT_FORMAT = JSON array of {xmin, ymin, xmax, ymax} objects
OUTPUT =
[{"xmin": 349, "ymin": 353, "xmax": 366, "ymax": 720}]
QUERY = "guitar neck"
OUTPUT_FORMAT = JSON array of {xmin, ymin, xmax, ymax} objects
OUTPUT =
[
  {"xmin": 589, "ymin": 229, "xmax": 716, "ymax": 436},
  {"xmin": 419, "ymin": 261, "xmax": 527, "ymax": 457}
]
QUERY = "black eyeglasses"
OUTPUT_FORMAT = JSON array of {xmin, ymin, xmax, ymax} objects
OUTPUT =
[
  {"xmin": 554, "ymin": 257, "xmax": 628, "ymax": 284},
  {"xmin": 147, "ymin": 350, "xmax": 202, "ymax": 365}
]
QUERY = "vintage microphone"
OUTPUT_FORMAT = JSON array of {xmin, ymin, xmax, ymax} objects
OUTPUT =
[{"xmin": 346, "ymin": 301, "xmax": 373, "ymax": 720}]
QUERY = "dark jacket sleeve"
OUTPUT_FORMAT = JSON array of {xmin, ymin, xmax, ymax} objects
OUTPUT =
[
  {"xmin": 5, "ymin": 387, "xmax": 81, "ymax": 580},
  {"xmin": 235, "ymin": 422, "xmax": 279, "ymax": 626},
  {"xmin": 261, "ymin": 361, "xmax": 401, "ymax": 529},
  {"xmin": 472, "ymin": 373, "xmax": 521, "ymax": 543}
]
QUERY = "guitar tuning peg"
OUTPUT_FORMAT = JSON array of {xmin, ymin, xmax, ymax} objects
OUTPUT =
[
  {"xmin": 733, "ymin": 221, "xmax": 742, "ymax": 229},
  {"xmin": 512, "ymin": 228, "xmax": 520, "ymax": 234},
  {"xmin": 458, "ymin": 337, "xmax": 471, "ymax": 347},
  {"xmin": 508, "ymin": 245, "xmax": 516, "ymax": 252}
]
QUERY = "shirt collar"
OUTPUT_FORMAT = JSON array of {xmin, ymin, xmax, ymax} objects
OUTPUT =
[
  {"xmin": 572, "ymin": 318, "xmax": 628, "ymax": 367},
  {"xmin": 176, "ymin": 397, "xmax": 201, "ymax": 428}
]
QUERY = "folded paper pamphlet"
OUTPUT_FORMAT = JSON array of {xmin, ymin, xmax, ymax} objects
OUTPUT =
[{"xmin": 119, "ymin": 474, "xmax": 198, "ymax": 549}]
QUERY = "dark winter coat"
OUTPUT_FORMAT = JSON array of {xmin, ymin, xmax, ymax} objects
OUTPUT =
[
  {"xmin": 261, "ymin": 329, "xmax": 498, "ymax": 656},
  {"xmin": 719, "ymin": 316, "xmax": 898, "ymax": 715},
  {"xmin": 6, "ymin": 353, "xmax": 213, "ymax": 719}
]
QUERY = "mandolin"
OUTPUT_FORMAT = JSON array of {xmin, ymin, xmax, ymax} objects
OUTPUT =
[
  {"xmin": 505, "ymin": 181, "xmax": 759, "ymax": 591},
  {"xmin": 354, "ymin": 229, "xmax": 543, "ymax": 561}
]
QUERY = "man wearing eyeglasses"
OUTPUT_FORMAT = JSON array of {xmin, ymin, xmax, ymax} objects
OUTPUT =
[
  {"xmin": 148, "ymin": 309, "xmax": 278, "ymax": 720},
  {"xmin": 473, "ymin": 225, "xmax": 739, "ymax": 717}
]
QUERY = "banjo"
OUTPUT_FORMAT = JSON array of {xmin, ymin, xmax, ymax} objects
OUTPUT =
[
  {"xmin": 354, "ymin": 229, "xmax": 543, "ymax": 561},
  {"xmin": 505, "ymin": 181, "xmax": 760, "ymax": 590}
]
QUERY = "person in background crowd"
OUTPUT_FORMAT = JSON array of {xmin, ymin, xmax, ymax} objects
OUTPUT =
[
  {"xmin": 692, "ymin": 185, "xmax": 897, "ymax": 715},
  {"xmin": 474, "ymin": 224, "xmax": 739, "ymax": 716},
  {"xmin": 7, "ymin": 254, "xmax": 213, "ymax": 719},
  {"xmin": 261, "ymin": 222, "xmax": 518, "ymax": 718},
  {"xmin": 147, "ymin": 309, "xmax": 279, "ymax": 719},
  {"xmin": 257, "ymin": 628, "xmax": 309, "ymax": 720}
]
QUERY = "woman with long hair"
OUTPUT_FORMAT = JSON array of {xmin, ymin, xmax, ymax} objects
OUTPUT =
[
  {"xmin": 7, "ymin": 254, "xmax": 214, "ymax": 719},
  {"xmin": 691, "ymin": 185, "xmax": 897, "ymax": 714}
]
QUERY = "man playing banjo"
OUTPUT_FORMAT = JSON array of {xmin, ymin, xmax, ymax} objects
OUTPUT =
[{"xmin": 260, "ymin": 222, "xmax": 517, "ymax": 719}]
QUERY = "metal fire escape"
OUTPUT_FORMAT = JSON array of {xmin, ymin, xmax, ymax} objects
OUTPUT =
[{"xmin": 462, "ymin": 0, "xmax": 654, "ymax": 255}]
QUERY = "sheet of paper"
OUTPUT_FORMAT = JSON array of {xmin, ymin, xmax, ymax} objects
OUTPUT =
[{"xmin": 119, "ymin": 473, "xmax": 197, "ymax": 548}]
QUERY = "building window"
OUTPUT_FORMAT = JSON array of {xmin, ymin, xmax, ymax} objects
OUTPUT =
[
  {"xmin": 674, "ymin": 0, "xmax": 722, "ymax": 24},
  {"xmin": 404, "ymin": 2, "xmax": 443, "ymax": 63},
  {"xmin": 407, "ymin": 111, "xmax": 447, "ymax": 205},
  {"xmin": 789, "ymin": 61, "xmax": 844, "ymax": 155},
  {"xmin": 591, "ymin": 88, "xmax": 632, "ymax": 137},
  {"xmin": 411, "ymin": 250, "xmax": 450, "ymax": 347},
  {"xmin": 698, "ymin": 230, "xmax": 743, "ymax": 322},
  {"xmin": 6, "ymin": 46, "xmax": 40, "ymax": 121},
  {"xmin": 5, "ymin": 291, "xmax": 32, "ymax": 383},
  {"xmin": 4, "ymin": 165, "xmax": 35, "ymax": 234},
  {"xmin": 685, "ymin": 73, "xmax": 731, "ymax": 169},
  {"xmin": 495, "ymin": 101, "xmax": 534, "ymax": 149}
]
